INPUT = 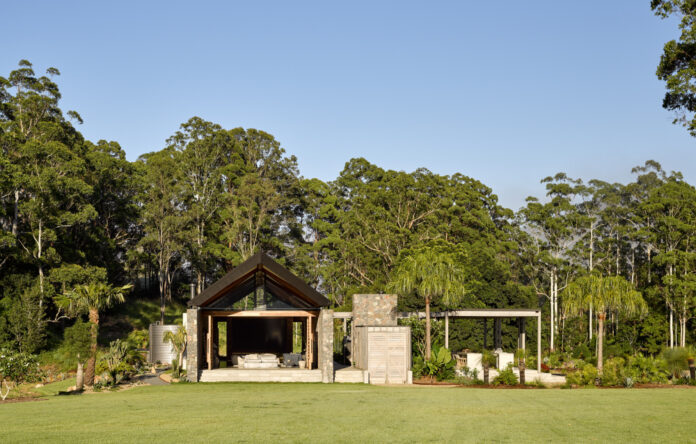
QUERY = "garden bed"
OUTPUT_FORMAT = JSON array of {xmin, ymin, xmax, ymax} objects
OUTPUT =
[{"xmin": 0, "ymin": 397, "xmax": 46, "ymax": 404}]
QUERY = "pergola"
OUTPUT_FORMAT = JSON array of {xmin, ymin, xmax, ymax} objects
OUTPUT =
[
  {"xmin": 335, "ymin": 308, "xmax": 542, "ymax": 372},
  {"xmin": 396, "ymin": 309, "xmax": 542, "ymax": 372}
]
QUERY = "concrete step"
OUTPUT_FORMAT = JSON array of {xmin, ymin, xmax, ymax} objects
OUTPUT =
[{"xmin": 334, "ymin": 369, "xmax": 367, "ymax": 383}]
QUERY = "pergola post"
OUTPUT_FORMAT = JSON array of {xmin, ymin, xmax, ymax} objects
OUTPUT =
[
  {"xmin": 445, "ymin": 312, "xmax": 449, "ymax": 350},
  {"xmin": 494, "ymin": 318, "xmax": 502, "ymax": 350},
  {"xmin": 483, "ymin": 318, "xmax": 488, "ymax": 349},
  {"xmin": 536, "ymin": 312, "xmax": 541, "ymax": 373},
  {"xmin": 517, "ymin": 317, "xmax": 526, "ymax": 351}
]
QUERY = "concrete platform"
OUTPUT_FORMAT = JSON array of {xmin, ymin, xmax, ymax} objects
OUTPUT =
[
  {"xmin": 199, "ymin": 368, "xmax": 322, "ymax": 383},
  {"xmin": 335, "ymin": 366, "xmax": 368, "ymax": 383},
  {"xmin": 474, "ymin": 368, "xmax": 566, "ymax": 385}
]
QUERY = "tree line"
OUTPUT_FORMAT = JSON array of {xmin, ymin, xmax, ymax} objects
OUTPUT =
[{"xmin": 1, "ymin": 60, "xmax": 694, "ymax": 360}]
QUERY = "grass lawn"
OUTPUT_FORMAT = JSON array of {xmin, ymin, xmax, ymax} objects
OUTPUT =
[{"xmin": 3, "ymin": 383, "xmax": 696, "ymax": 443}]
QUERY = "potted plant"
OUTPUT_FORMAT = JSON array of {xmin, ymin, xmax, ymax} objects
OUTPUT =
[{"xmin": 481, "ymin": 350, "xmax": 497, "ymax": 385}]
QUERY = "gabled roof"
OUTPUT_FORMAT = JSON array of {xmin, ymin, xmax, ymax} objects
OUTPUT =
[{"xmin": 188, "ymin": 252, "xmax": 330, "ymax": 308}]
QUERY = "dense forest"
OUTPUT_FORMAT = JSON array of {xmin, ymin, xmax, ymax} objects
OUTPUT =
[{"xmin": 1, "ymin": 60, "xmax": 694, "ymax": 365}]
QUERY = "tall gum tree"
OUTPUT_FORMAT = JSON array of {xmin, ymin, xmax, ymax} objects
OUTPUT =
[
  {"xmin": 137, "ymin": 148, "xmax": 184, "ymax": 323},
  {"xmin": 520, "ymin": 173, "xmax": 584, "ymax": 351},
  {"xmin": 652, "ymin": 0, "xmax": 696, "ymax": 136},
  {"xmin": 167, "ymin": 117, "xmax": 227, "ymax": 294}
]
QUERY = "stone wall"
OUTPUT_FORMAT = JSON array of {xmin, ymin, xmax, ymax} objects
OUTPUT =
[
  {"xmin": 352, "ymin": 294, "xmax": 397, "ymax": 326},
  {"xmin": 318, "ymin": 308, "xmax": 334, "ymax": 383},
  {"xmin": 186, "ymin": 308, "xmax": 200, "ymax": 382}
]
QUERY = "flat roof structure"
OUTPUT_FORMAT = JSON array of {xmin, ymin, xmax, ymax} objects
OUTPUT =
[{"xmin": 335, "ymin": 308, "xmax": 542, "ymax": 372}]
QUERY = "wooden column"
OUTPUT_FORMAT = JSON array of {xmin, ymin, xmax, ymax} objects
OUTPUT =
[
  {"xmin": 517, "ymin": 317, "xmax": 526, "ymax": 351},
  {"xmin": 305, "ymin": 316, "xmax": 313, "ymax": 369},
  {"xmin": 207, "ymin": 315, "xmax": 213, "ymax": 370}
]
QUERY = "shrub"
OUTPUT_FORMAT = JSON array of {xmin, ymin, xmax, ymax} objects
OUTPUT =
[
  {"xmin": 566, "ymin": 363, "xmax": 599, "ymax": 387},
  {"xmin": 492, "ymin": 365, "xmax": 519, "ymax": 386},
  {"xmin": 126, "ymin": 329, "xmax": 149, "ymax": 349},
  {"xmin": 547, "ymin": 352, "xmax": 563, "ymax": 369},
  {"xmin": 526, "ymin": 354, "xmax": 537, "ymax": 370},
  {"xmin": 663, "ymin": 347, "xmax": 691, "ymax": 378},
  {"xmin": 573, "ymin": 343, "xmax": 592, "ymax": 360},
  {"xmin": 0, "ymin": 348, "xmax": 41, "ymax": 400},
  {"xmin": 624, "ymin": 354, "xmax": 668, "ymax": 384},
  {"xmin": 412, "ymin": 355, "xmax": 425, "ymax": 379},
  {"xmin": 600, "ymin": 357, "xmax": 625, "ymax": 387},
  {"xmin": 424, "ymin": 346, "xmax": 455, "ymax": 381},
  {"xmin": 675, "ymin": 376, "xmax": 696, "ymax": 386},
  {"xmin": 96, "ymin": 339, "xmax": 144, "ymax": 386}
]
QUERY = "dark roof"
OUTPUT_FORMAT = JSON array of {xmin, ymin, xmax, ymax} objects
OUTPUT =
[{"xmin": 188, "ymin": 252, "xmax": 330, "ymax": 308}]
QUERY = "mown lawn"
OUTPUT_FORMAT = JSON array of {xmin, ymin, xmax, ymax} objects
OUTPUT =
[{"xmin": 3, "ymin": 383, "xmax": 696, "ymax": 443}]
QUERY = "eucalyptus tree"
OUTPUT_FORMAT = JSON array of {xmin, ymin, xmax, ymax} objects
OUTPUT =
[
  {"xmin": 647, "ymin": 176, "xmax": 696, "ymax": 347},
  {"xmin": 0, "ymin": 60, "xmax": 95, "ymax": 304},
  {"xmin": 562, "ymin": 275, "xmax": 646, "ymax": 375},
  {"xmin": 292, "ymin": 178, "xmax": 338, "ymax": 294},
  {"xmin": 388, "ymin": 244, "xmax": 470, "ymax": 359},
  {"xmin": 330, "ymin": 159, "xmax": 447, "ymax": 293},
  {"xmin": 81, "ymin": 140, "xmax": 141, "ymax": 282},
  {"xmin": 520, "ymin": 173, "xmax": 584, "ymax": 351},
  {"xmin": 574, "ymin": 180, "xmax": 609, "ymax": 340},
  {"xmin": 167, "ymin": 117, "xmax": 228, "ymax": 293},
  {"xmin": 652, "ymin": 0, "xmax": 696, "ymax": 136},
  {"xmin": 137, "ymin": 148, "xmax": 184, "ymax": 323},
  {"xmin": 56, "ymin": 280, "xmax": 131, "ymax": 386},
  {"xmin": 215, "ymin": 128, "xmax": 302, "ymax": 268},
  {"xmin": 626, "ymin": 161, "xmax": 667, "ymax": 285}
]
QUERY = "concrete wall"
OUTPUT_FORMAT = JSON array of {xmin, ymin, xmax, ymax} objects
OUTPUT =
[
  {"xmin": 186, "ymin": 308, "xmax": 201, "ymax": 382},
  {"xmin": 352, "ymin": 294, "xmax": 397, "ymax": 327},
  {"xmin": 352, "ymin": 326, "xmax": 411, "ymax": 384},
  {"xmin": 318, "ymin": 308, "xmax": 334, "ymax": 383}
]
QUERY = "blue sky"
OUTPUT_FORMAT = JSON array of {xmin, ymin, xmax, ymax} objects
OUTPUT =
[{"xmin": 3, "ymin": 1, "xmax": 694, "ymax": 210}]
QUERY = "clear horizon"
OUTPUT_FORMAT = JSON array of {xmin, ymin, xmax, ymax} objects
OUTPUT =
[{"xmin": 3, "ymin": 0, "xmax": 694, "ymax": 210}]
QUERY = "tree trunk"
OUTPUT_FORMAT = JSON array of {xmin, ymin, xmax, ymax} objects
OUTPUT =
[
  {"xmin": 159, "ymin": 269, "xmax": 166, "ymax": 325},
  {"xmin": 85, "ymin": 308, "xmax": 99, "ymax": 387},
  {"xmin": 597, "ymin": 312, "xmax": 605, "ymax": 379},
  {"xmin": 669, "ymin": 308, "xmax": 674, "ymax": 349},
  {"xmin": 519, "ymin": 360, "xmax": 526, "ymax": 385},
  {"xmin": 425, "ymin": 295, "xmax": 431, "ymax": 360},
  {"xmin": 550, "ymin": 271, "xmax": 555, "ymax": 352},
  {"xmin": 483, "ymin": 366, "xmax": 489, "ymax": 385},
  {"xmin": 12, "ymin": 190, "xmax": 19, "ymax": 236},
  {"xmin": 76, "ymin": 361, "xmax": 84, "ymax": 391}
]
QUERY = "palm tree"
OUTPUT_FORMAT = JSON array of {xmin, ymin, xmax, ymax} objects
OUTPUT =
[
  {"xmin": 164, "ymin": 325, "xmax": 187, "ymax": 377},
  {"xmin": 515, "ymin": 348, "xmax": 527, "ymax": 385},
  {"xmin": 388, "ymin": 245, "xmax": 467, "ymax": 360},
  {"xmin": 562, "ymin": 275, "xmax": 646, "ymax": 375},
  {"xmin": 57, "ymin": 282, "xmax": 131, "ymax": 386}
]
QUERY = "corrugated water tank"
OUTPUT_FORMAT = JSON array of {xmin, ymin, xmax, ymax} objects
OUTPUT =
[{"xmin": 148, "ymin": 324, "xmax": 179, "ymax": 364}]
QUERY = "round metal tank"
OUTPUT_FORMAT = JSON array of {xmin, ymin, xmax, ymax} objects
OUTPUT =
[{"xmin": 148, "ymin": 324, "xmax": 179, "ymax": 364}]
